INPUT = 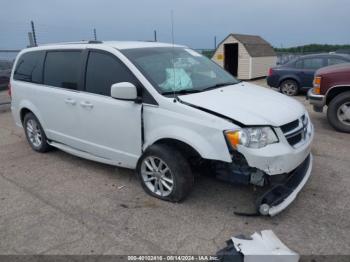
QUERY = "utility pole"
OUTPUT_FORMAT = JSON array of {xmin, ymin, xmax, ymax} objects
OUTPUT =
[
  {"xmin": 154, "ymin": 30, "xmax": 157, "ymax": 42},
  {"xmin": 28, "ymin": 32, "xmax": 35, "ymax": 47},
  {"xmin": 31, "ymin": 20, "xmax": 37, "ymax": 46},
  {"xmin": 93, "ymin": 28, "xmax": 97, "ymax": 41},
  {"xmin": 214, "ymin": 36, "xmax": 217, "ymax": 49}
]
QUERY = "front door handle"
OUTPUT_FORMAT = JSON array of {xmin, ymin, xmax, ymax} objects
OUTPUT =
[
  {"xmin": 80, "ymin": 101, "xmax": 94, "ymax": 109},
  {"xmin": 64, "ymin": 98, "xmax": 76, "ymax": 105}
]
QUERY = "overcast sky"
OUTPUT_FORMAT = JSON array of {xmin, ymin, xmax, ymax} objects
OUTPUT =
[{"xmin": 1, "ymin": 0, "xmax": 350, "ymax": 49}]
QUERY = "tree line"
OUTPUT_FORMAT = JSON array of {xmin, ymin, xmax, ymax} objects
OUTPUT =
[{"xmin": 274, "ymin": 44, "xmax": 350, "ymax": 53}]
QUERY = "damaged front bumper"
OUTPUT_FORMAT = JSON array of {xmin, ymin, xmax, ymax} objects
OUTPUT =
[
  {"xmin": 215, "ymin": 153, "xmax": 313, "ymax": 216},
  {"xmin": 257, "ymin": 154, "xmax": 312, "ymax": 216}
]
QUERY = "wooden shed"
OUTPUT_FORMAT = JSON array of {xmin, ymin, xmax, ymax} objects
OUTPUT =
[{"xmin": 212, "ymin": 33, "xmax": 277, "ymax": 80}]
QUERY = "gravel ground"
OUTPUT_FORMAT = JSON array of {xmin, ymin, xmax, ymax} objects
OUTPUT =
[{"xmin": 0, "ymin": 80, "xmax": 349, "ymax": 255}]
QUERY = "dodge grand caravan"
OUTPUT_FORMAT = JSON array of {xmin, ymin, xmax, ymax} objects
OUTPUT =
[{"xmin": 10, "ymin": 41, "xmax": 314, "ymax": 216}]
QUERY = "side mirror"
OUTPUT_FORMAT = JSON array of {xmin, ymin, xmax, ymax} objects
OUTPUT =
[{"xmin": 111, "ymin": 82, "xmax": 138, "ymax": 101}]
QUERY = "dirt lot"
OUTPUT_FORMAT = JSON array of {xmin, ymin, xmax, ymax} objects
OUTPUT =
[{"xmin": 0, "ymin": 80, "xmax": 349, "ymax": 255}]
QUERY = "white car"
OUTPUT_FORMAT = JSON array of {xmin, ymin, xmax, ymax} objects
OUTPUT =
[{"xmin": 10, "ymin": 41, "xmax": 314, "ymax": 216}]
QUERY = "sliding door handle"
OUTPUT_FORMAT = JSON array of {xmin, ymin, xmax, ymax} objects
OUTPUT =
[
  {"xmin": 64, "ymin": 98, "xmax": 76, "ymax": 105},
  {"xmin": 80, "ymin": 101, "xmax": 94, "ymax": 109}
]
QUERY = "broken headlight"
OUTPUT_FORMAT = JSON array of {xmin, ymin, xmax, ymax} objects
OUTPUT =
[{"xmin": 225, "ymin": 127, "xmax": 279, "ymax": 149}]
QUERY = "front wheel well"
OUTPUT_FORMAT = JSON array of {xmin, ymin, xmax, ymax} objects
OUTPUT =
[
  {"xmin": 149, "ymin": 138, "xmax": 202, "ymax": 162},
  {"xmin": 20, "ymin": 108, "xmax": 33, "ymax": 124},
  {"xmin": 326, "ymin": 86, "xmax": 350, "ymax": 105}
]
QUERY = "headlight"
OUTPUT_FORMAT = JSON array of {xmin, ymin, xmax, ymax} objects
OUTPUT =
[{"xmin": 225, "ymin": 127, "xmax": 278, "ymax": 149}]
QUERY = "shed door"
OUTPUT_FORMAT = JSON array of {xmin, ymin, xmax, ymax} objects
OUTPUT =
[{"xmin": 224, "ymin": 43, "xmax": 239, "ymax": 77}]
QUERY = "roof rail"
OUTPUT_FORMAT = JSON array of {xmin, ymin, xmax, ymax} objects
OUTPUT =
[
  {"xmin": 88, "ymin": 40, "xmax": 103, "ymax": 44},
  {"xmin": 39, "ymin": 40, "xmax": 103, "ymax": 46}
]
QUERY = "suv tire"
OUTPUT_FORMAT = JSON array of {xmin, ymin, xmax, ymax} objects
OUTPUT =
[
  {"xmin": 136, "ymin": 144, "xmax": 194, "ymax": 202},
  {"xmin": 280, "ymin": 79, "xmax": 299, "ymax": 96},
  {"xmin": 327, "ymin": 91, "xmax": 350, "ymax": 133},
  {"xmin": 23, "ymin": 112, "xmax": 52, "ymax": 152}
]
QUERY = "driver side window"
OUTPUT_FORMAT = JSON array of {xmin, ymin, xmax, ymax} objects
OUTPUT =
[{"xmin": 85, "ymin": 51, "xmax": 137, "ymax": 96}]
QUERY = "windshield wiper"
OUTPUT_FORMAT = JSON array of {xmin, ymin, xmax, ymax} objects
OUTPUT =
[
  {"xmin": 162, "ymin": 89, "xmax": 202, "ymax": 95},
  {"xmin": 161, "ymin": 81, "xmax": 240, "ymax": 96},
  {"xmin": 201, "ymin": 81, "xmax": 239, "ymax": 92}
]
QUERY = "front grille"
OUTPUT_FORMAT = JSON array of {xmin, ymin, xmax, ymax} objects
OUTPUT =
[
  {"xmin": 281, "ymin": 115, "xmax": 309, "ymax": 147},
  {"xmin": 280, "ymin": 119, "xmax": 299, "ymax": 133},
  {"xmin": 287, "ymin": 133, "xmax": 302, "ymax": 146}
]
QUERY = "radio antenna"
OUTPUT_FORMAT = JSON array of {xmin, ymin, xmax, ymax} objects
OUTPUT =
[
  {"xmin": 170, "ymin": 10, "xmax": 178, "ymax": 102},
  {"xmin": 171, "ymin": 10, "xmax": 175, "ymax": 46}
]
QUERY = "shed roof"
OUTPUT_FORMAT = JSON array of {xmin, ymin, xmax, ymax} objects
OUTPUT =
[{"xmin": 219, "ymin": 33, "xmax": 276, "ymax": 57}]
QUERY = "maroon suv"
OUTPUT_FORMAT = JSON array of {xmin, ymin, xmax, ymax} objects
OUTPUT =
[{"xmin": 308, "ymin": 63, "xmax": 350, "ymax": 133}]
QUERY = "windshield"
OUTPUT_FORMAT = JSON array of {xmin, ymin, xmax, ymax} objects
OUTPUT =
[{"xmin": 121, "ymin": 47, "xmax": 239, "ymax": 95}]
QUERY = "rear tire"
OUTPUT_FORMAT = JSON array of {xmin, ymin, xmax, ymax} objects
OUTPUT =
[
  {"xmin": 23, "ymin": 113, "xmax": 52, "ymax": 152},
  {"xmin": 280, "ymin": 79, "xmax": 299, "ymax": 96},
  {"xmin": 327, "ymin": 91, "xmax": 350, "ymax": 133},
  {"xmin": 136, "ymin": 144, "xmax": 194, "ymax": 202}
]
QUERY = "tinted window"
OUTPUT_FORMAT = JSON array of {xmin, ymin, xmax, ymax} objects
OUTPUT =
[
  {"xmin": 0, "ymin": 61, "xmax": 12, "ymax": 70},
  {"xmin": 85, "ymin": 51, "xmax": 137, "ymax": 96},
  {"xmin": 14, "ymin": 51, "xmax": 45, "ymax": 83},
  {"xmin": 295, "ymin": 60, "xmax": 303, "ymax": 69},
  {"xmin": 44, "ymin": 51, "xmax": 81, "ymax": 89},
  {"xmin": 328, "ymin": 58, "xmax": 347, "ymax": 66},
  {"xmin": 303, "ymin": 58, "xmax": 324, "ymax": 69}
]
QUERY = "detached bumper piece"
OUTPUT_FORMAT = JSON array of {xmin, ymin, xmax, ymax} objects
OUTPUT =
[
  {"xmin": 257, "ymin": 154, "xmax": 312, "ymax": 216},
  {"xmin": 216, "ymin": 230, "xmax": 299, "ymax": 262}
]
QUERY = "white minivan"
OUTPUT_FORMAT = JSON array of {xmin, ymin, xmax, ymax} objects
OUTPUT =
[{"xmin": 10, "ymin": 41, "xmax": 314, "ymax": 216}]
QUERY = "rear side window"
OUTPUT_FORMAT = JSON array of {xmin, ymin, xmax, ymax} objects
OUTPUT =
[
  {"xmin": 303, "ymin": 58, "xmax": 324, "ymax": 69},
  {"xmin": 14, "ymin": 51, "xmax": 45, "ymax": 83},
  {"xmin": 44, "ymin": 51, "xmax": 81, "ymax": 90},
  {"xmin": 295, "ymin": 60, "xmax": 303, "ymax": 69},
  {"xmin": 328, "ymin": 58, "xmax": 347, "ymax": 66},
  {"xmin": 85, "ymin": 51, "xmax": 137, "ymax": 96}
]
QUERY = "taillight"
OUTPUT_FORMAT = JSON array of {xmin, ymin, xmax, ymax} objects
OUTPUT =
[
  {"xmin": 7, "ymin": 82, "xmax": 11, "ymax": 97},
  {"xmin": 268, "ymin": 68, "xmax": 274, "ymax": 76}
]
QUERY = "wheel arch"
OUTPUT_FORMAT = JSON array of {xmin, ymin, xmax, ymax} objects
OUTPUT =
[
  {"xmin": 326, "ymin": 86, "xmax": 350, "ymax": 105},
  {"xmin": 20, "ymin": 108, "xmax": 32, "ymax": 123},
  {"xmin": 278, "ymin": 76, "xmax": 301, "ymax": 88},
  {"xmin": 143, "ymin": 126, "xmax": 232, "ymax": 163},
  {"xmin": 18, "ymin": 100, "xmax": 46, "ymax": 129},
  {"xmin": 150, "ymin": 138, "xmax": 202, "ymax": 161}
]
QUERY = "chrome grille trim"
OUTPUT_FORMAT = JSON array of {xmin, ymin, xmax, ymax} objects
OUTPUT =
[{"xmin": 281, "ymin": 115, "xmax": 309, "ymax": 147}]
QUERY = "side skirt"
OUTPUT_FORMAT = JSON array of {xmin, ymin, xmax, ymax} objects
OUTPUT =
[{"xmin": 48, "ymin": 141, "xmax": 118, "ymax": 166}]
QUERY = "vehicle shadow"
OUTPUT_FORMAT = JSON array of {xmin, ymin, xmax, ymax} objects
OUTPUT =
[{"xmin": 47, "ymin": 148, "xmax": 260, "ymax": 217}]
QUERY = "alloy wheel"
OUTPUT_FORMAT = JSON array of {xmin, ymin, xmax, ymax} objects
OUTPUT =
[
  {"xmin": 281, "ymin": 82, "xmax": 297, "ymax": 96},
  {"xmin": 141, "ymin": 156, "xmax": 174, "ymax": 197},
  {"xmin": 26, "ymin": 119, "xmax": 42, "ymax": 147}
]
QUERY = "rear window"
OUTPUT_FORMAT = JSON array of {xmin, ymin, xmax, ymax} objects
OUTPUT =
[
  {"xmin": 0, "ymin": 61, "xmax": 13, "ymax": 70},
  {"xmin": 14, "ymin": 51, "xmax": 45, "ymax": 83},
  {"xmin": 43, "ymin": 51, "xmax": 81, "ymax": 90}
]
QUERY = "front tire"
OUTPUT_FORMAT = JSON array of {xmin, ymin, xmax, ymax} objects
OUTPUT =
[
  {"xmin": 280, "ymin": 79, "xmax": 299, "ymax": 96},
  {"xmin": 137, "ymin": 144, "xmax": 194, "ymax": 202},
  {"xmin": 327, "ymin": 91, "xmax": 350, "ymax": 133},
  {"xmin": 23, "ymin": 112, "xmax": 51, "ymax": 152}
]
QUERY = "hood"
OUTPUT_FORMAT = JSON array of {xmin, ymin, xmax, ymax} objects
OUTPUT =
[
  {"xmin": 179, "ymin": 82, "xmax": 305, "ymax": 126},
  {"xmin": 316, "ymin": 63, "xmax": 350, "ymax": 76}
]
